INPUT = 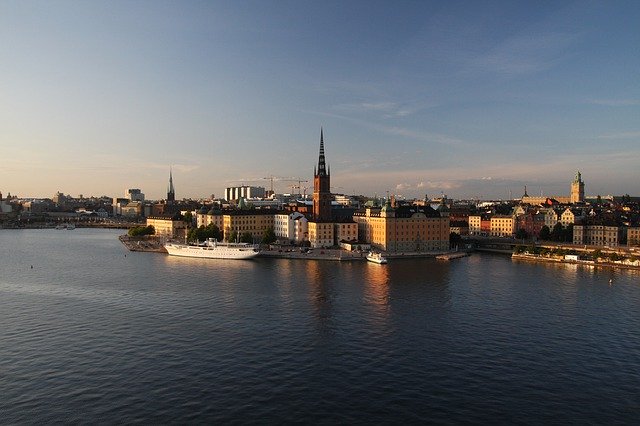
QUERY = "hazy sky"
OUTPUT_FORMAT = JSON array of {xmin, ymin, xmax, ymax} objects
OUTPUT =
[{"xmin": 1, "ymin": 1, "xmax": 638, "ymax": 200}]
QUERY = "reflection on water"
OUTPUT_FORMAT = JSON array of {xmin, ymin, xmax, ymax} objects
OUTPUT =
[
  {"xmin": 3, "ymin": 230, "xmax": 640, "ymax": 423},
  {"xmin": 362, "ymin": 263, "xmax": 391, "ymax": 327}
]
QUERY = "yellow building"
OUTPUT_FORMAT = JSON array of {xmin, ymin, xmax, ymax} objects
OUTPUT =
[
  {"xmin": 308, "ymin": 221, "xmax": 335, "ymax": 248},
  {"xmin": 490, "ymin": 215, "xmax": 515, "ymax": 237},
  {"xmin": 222, "ymin": 210, "xmax": 275, "ymax": 242},
  {"xmin": 353, "ymin": 201, "xmax": 449, "ymax": 252},
  {"xmin": 146, "ymin": 216, "xmax": 187, "ymax": 239},
  {"xmin": 627, "ymin": 227, "xmax": 640, "ymax": 247},
  {"xmin": 196, "ymin": 208, "xmax": 223, "ymax": 230},
  {"xmin": 335, "ymin": 221, "xmax": 358, "ymax": 243}
]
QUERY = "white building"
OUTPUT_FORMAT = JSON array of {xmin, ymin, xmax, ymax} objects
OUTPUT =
[
  {"xmin": 126, "ymin": 188, "xmax": 145, "ymax": 201},
  {"xmin": 225, "ymin": 186, "xmax": 266, "ymax": 201},
  {"xmin": 274, "ymin": 212, "xmax": 308, "ymax": 244}
]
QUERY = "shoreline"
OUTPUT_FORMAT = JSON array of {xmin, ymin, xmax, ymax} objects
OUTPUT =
[
  {"xmin": 119, "ymin": 234, "xmax": 465, "ymax": 261},
  {"xmin": 512, "ymin": 253, "xmax": 640, "ymax": 271}
]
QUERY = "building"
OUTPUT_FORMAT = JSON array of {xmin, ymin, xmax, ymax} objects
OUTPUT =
[
  {"xmin": 490, "ymin": 215, "xmax": 515, "ymax": 237},
  {"xmin": 126, "ymin": 189, "xmax": 145, "ymax": 202},
  {"xmin": 334, "ymin": 221, "xmax": 358, "ymax": 243},
  {"xmin": 353, "ymin": 200, "xmax": 449, "ymax": 252},
  {"xmin": 313, "ymin": 128, "xmax": 332, "ymax": 222},
  {"xmin": 224, "ymin": 186, "xmax": 266, "ymax": 202},
  {"xmin": 222, "ymin": 210, "xmax": 275, "ymax": 243},
  {"xmin": 628, "ymin": 227, "xmax": 640, "ymax": 247},
  {"xmin": 305, "ymin": 129, "xmax": 357, "ymax": 248},
  {"xmin": 308, "ymin": 221, "xmax": 334, "ymax": 248},
  {"xmin": 121, "ymin": 201, "xmax": 143, "ymax": 217},
  {"xmin": 196, "ymin": 208, "xmax": 224, "ymax": 230},
  {"xmin": 573, "ymin": 224, "xmax": 621, "ymax": 247},
  {"xmin": 570, "ymin": 171, "xmax": 585, "ymax": 204},
  {"xmin": 274, "ymin": 211, "xmax": 308, "ymax": 244},
  {"xmin": 560, "ymin": 207, "xmax": 584, "ymax": 228},
  {"xmin": 146, "ymin": 216, "xmax": 187, "ymax": 239},
  {"xmin": 521, "ymin": 172, "xmax": 586, "ymax": 205}
]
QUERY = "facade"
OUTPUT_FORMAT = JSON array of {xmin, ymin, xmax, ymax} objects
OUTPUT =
[
  {"xmin": 121, "ymin": 201, "xmax": 143, "ymax": 217},
  {"xmin": 560, "ymin": 207, "xmax": 584, "ymax": 228},
  {"xmin": 353, "ymin": 201, "xmax": 449, "ymax": 252},
  {"xmin": 628, "ymin": 227, "xmax": 640, "ymax": 247},
  {"xmin": 308, "ymin": 221, "xmax": 335, "ymax": 248},
  {"xmin": 468, "ymin": 215, "xmax": 482, "ymax": 235},
  {"xmin": 274, "ymin": 212, "xmax": 308, "ymax": 244},
  {"xmin": 570, "ymin": 171, "xmax": 585, "ymax": 204},
  {"xmin": 222, "ymin": 211, "xmax": 275, "ymax": 243},
  {"xmin": 490, "ymin": 215, "xmax": 515, "ymax": 237},
  {"xmin": 334, "ymin": 221, "xmax": 358, "ymax": 243},
  {"xmin": 515, "ymin": 212, "xmax": 546, "ymax": 238},
  {"xmin": 126, "ymin": 189, "xmax": 145, "ymax": 202},
  {"xmin": 196, "ymin": 209, "xmax": 224, "ymax": 230},
  {"xmin": 573, "ymin": 224, "xmax": 621, "ymax": 247},
  {"xmin": 146, "ymin": 216, "xmax": 187, "ymax": 239},
  {"xmin": 545, "ymin": 209, "xmax": 562, "ymax": 229},
  {"xmin": 224, "ymin": 186, "xmax": 266, "ymax": 202}
]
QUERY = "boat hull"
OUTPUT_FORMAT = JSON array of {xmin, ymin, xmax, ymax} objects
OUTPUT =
[
  {"xmin": 165, "ymin": 243, "xmax": 260, "ymax": 260},
  {"xmin": 366, "ymin": 252, "xmax": 388, "ymax": 264}
]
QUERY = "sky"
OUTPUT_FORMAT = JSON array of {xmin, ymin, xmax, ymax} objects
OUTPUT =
[{"xmin": 1, "ymin": 0, "xmax": 639, "ymax": 200}]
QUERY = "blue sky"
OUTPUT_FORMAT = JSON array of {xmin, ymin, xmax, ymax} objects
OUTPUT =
[{"xmin": 1, "ymin": 1, "xmax": 638, "ymax": 200}]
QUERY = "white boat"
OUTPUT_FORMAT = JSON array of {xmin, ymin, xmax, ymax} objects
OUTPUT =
[
  {"xmin": 66, "ymin": 224, "xmax": 75, "ymax": 230},
  {"xmin": 366, "ymin": 251, "xmax": 387, "ymax": 264},
  {"xmin": 164, "ymin": 238, "xmax": 260, "ymax": 260}
]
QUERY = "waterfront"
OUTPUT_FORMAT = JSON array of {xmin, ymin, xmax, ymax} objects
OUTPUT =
[{"xmin": 2, "ymin": 229, "xmax": 640, "ymax": 423}]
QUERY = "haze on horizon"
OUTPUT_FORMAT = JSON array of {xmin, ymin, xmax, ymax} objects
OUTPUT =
[{"xmin": 1, "ymin": 1, "xmax": 638, "ymax": 201}]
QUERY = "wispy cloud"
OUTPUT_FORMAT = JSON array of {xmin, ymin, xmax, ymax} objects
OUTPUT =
[
  {"xmin": 597, "ymin": 131, "xmax": 640, "ymax": 140},
  {"xmin": 587, "ymin": 99, "xmax": 640, "ymax": 107},
  {"xmin": 333, "ymin": 101, "xmax": 420, "ymax": 118},
  {"xmin": 382, "ymin": 126, "xmax": 467, "ymax": 147},
  {"xmin": 471, "ymin": 31, "xmax": 579, "ymax": 75}
]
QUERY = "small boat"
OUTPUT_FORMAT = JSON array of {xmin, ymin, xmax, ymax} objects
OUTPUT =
[
  {"xmin": 55, "ymin": 224, "xmax": 66, "ymax": 230},
  {"xmin": 165, "ymin": 238, "xmax": 260, "ymax": 260},
  {"xmin": 366, "ymin": 251, "xmax": 387, "ymax": 264},
  {"xmin": 66, "ymin": 224, "xmax": 75, "ymax": 230}
]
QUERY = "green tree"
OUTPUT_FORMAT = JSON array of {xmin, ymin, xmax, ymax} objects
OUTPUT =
[
  {"xmin": 188, "ymin": 223, "xmax": 222, "ymax": 242},
  {"xmin": 240, "ymin": 232, "xmax": 254, "ymax": 243},
  {"xmin": 262, "ymin": 227, "xmax": 277, "ymax": 245},
  {"xmin": 449, "ymin": 232, "xmax": 462, "ymax": 249},
  {"xmin": 227, "ymin": 230, "xmax": 238, "ymax": 243},
  {"xmin": 551, "ymin": 222, "xmax": 564, "ymax": 241},
  {"xmin": 184, "ymin": 211, "xmax": 193, "ymax": 225},
  {"xmin": 515, "ymin": 228, "xmax": 529, "ymax": 240},
  {"xmin": 563, "ymin": 224, "xmax": 574, "ymax": 242},
  {"xmin": 128, "ymin": 225, "xmax": 155, "ymax": 237},
  {"xmin": 539, "ymin": 225, "xmax": 551, "ymax": 241}
]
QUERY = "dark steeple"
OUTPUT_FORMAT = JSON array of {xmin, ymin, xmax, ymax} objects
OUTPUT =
[
  {"xmin": 317, "ymin": 128, "xmax": 327, "ymax": 176},
  {"xmin": 313, "ymin": 128, "xmax": 332, "ymax": 221},
  {"xmin": 167, "ymin": 167, "xmax": 175, "ymax": 203}
]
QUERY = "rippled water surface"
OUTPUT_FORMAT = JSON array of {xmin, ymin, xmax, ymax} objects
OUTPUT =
[{"xmin": 2, "ymin": 229, "xmax": 640, "ymax": 423}]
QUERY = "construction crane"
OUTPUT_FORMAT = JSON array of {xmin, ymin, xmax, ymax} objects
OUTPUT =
[{"xmin": 263, "ymin": 176, "xmax": 308, "ymax": 196}]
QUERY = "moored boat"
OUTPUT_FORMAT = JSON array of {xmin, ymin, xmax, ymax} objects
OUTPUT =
[
  {"xmin": 366, "ymin": 251, "xmax": 387, "ymax": 264},
  {"xmin": 164, "ymin": 238, "xmax": 260, "ymax": 260}
]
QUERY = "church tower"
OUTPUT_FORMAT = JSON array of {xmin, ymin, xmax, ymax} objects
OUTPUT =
[
  {"xmin": 570, "ymin": 171, "xmax": 584, "ymax": 203},
  {"xmin": 167, "ymin": 168, "xmax": 176, "ymax": 203},
  {"xmin": 313, "ymin": 129, "xmax": 332, "ymax": 221}
]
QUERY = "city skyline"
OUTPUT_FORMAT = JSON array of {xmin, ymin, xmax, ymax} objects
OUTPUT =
[{"xmin": 1, "ymin": 1, "xmax": 638, "ymax": 199}]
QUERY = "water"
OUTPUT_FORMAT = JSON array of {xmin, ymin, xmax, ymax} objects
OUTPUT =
[{"xmin": 1, "ymin": 229, "xmax": 640, "ymax": 423}]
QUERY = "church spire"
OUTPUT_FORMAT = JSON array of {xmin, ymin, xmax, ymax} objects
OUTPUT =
[
  {"xmin": 167, "ymin": 167, "xmax": 175, "ymax": 202},
  {"xmin": 317, "ymin": 128, "xmax": 327, "ymax": 176}
]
